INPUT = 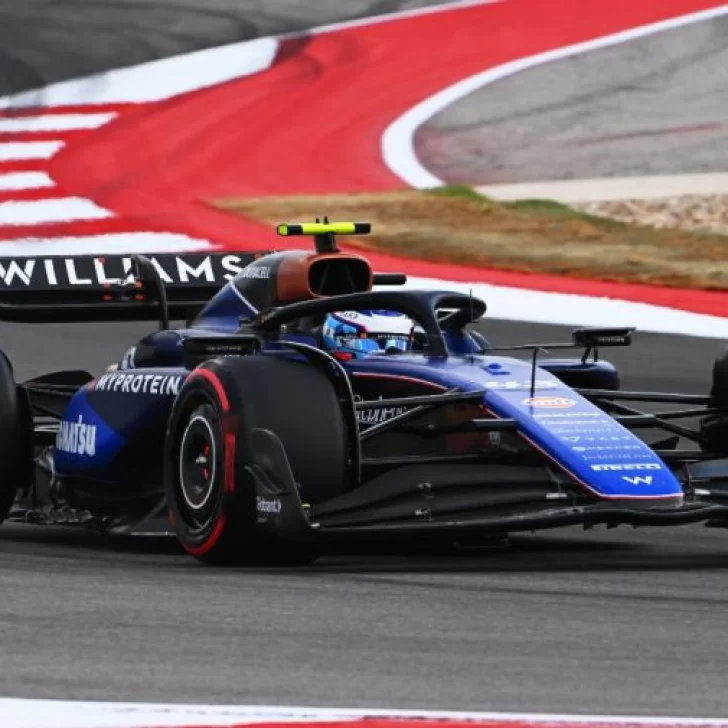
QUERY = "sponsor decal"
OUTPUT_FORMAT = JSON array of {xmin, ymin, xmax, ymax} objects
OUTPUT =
[
  {"xmin": 119, "ymin": 346, "xmax": 137, "ymax": 370},
  {"xmin": 575, "ymin": 452, "xmax": 653, "ymax": 463},
  {"xmin": 622, "ymin": 475, "xmax": 654, "ymax": 485},
  {"xmin": 486, "ymin": 379, "xmax": 560, "ymax": 391},
  {"xmin": 572, "ymin": 445, "xmax": 644, "ymax": 452},
  {"xmin": 256, "ymin": 496, "xmax": 282, "ymax": 515},
  {"xmin": 563, "ymin": 435, "xmax": 634, "ymax": 443},
  {"xmin": 94, "ymin": 372, "xmax": 183, "ymax": 396},
  {"xmin": 591, "ymin": 463, "xmax": 662, "ymax": 472},
  {"xmin": 0, "ymin": 253, "xmax": 258, "ymax": 289},
  {"xmin": 521, "ymin": 396, "xmax": 575, "ymax": 409},
  {"xmin": 546, "ymin": 420, "xmax": 618, "ymax": 428},
  {"xmin": 354, "ymin": 394, "xmax": 409, "ymax": 425},
  {"xmin": 56, "ymin": 415, "xmax": 97, "ymax": 456},
  {"xmin": 239, "ymin": 265, "xmax": 271, "ymax": 279},
  {"xmin": 533, "ymin": 411, "xmax": 602, "ymax": 419}
]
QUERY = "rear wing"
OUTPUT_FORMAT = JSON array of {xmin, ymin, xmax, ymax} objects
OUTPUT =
[{"xmin": 0, "ymin": 251, "xmax": 264, "ymax": 325}]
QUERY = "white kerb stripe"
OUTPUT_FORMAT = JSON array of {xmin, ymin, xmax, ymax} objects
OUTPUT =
[
  {"xmin": 382, "ymin": 3, "xmax": 728, "ymax": 188},
  {"xmin": 0, "ymin": 197, "xmax": 112, "ymax": 225},
  {"xmin": 0, "ymin": 112, "xmax": 116, "ymax": 132},
  {"xmin": 0, "ymin": 232, "xmax": 214, "ymax": 255},
  {"xmin": 0, "ymin": 141, "xmax": 64, "ymax": 161},
  {"xmin": 0, "ymin": 172, "xmax": 54, "ymax": 190},
  {"xmin": 4, "ymin": 699, "xmax": 728, "ymax": 728},
  {"xmin": 0, "ymin": 37, "xmax": 278, "ymax": 107},
  {"xmin": 398, "ymin": 276, "xmax": 728, "ymax": 339}
]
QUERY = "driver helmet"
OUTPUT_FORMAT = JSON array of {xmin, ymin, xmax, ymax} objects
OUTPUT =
[{"xmin": 322, "ymin": 309, "xmax": 417, "ymax": 357}]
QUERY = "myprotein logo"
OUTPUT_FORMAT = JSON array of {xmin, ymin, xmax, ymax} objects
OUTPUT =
[
  {"xmin": 94, "ymin": 372, "xmax": 184, "ymax": 396},
  {"xmin": 0, "ymin": 253, "xmax": 260, "ymax": 289},
  {"xmin": 522, "ymin": 397, "xmax": 575, "ymax": 409},
  {"xmin": 56, "ymin": 415, "xmax": 97, "ymax": 456},
  {"xmin": 591, "ymin": 463, "xmax": 662, "ymax": 472}
]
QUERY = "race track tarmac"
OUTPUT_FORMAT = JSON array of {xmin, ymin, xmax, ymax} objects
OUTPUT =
[
  {"xmin": 2, "ymin": 318, "xmax": 728, "ymax": 717},
  {"xmin": 2, "ymin": 0, "xmax": 728, "ymax": 719},
  {"xmin": 417, "ymin": 16, "xmax": 728, "ymax": 184},
  {"xmin": 0, "ymin": 0, "xmax": 462, "ymax": 96}
]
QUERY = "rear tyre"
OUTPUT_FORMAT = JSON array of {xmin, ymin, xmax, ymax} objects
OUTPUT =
[
  {"xmin": 0, "ymin": 351, "xmax": 33, "ymax": 524},
  {"xmin": 701, "ymin": 346, "xmax": 728, "ymax": 451},
  {"xmin": 164, "ymin": 354, "xmax": 351, "ymax": 566}
]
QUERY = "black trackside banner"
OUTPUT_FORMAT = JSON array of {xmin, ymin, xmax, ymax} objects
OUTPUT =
[{"xmin": 0, "ymin": 252, "xmax": 268, "ymax": 290}]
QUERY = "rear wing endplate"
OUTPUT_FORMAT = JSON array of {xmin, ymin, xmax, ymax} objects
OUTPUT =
[{"xmin": 0, "ymin": 251, "xmax": 265, "ymax": 324}]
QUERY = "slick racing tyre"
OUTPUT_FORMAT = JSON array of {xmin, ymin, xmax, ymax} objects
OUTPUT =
[
  {"xmin": 164, "ymin": 354, "xmax": 351, "ymax": 566},
  {"xmin": 0, "ymin": 351, "xmax": 33, "ymax": 525}
]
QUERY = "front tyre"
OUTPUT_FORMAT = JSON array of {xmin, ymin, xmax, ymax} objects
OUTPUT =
[{"xmin": 165, "ymin": 355, "xmax": 350, "ymax": 566}]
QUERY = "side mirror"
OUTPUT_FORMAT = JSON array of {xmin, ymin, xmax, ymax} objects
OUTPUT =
[{"xmin": 572, "ymin": 327, "xmax": 634, "ymax": 348}]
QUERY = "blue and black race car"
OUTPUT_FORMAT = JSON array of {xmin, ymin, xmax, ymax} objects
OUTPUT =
[{"xmin": 2, "ymin": 221, "xmax": 728, "ymax": 565}]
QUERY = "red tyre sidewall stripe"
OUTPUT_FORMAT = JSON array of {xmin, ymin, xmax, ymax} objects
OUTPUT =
[
  {"xmin": 184, "ymin": 512, "xmax": 226, "ymax": 556},
  {"xmin": 188, "ymin": 367, "xmax": 237, "ymax": 494},
  {"xmin": 189, "ymin": 367, "xmax": 230, "ymax": 413}
]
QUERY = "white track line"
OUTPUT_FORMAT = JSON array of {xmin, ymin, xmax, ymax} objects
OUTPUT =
[
  {"xmin": 402, "ymin": 276, "xmax": 728, "ymax": 339},
  {"xmin": 477, "ymin": 173, "xmax": 728, "ymax": 202},
  {"xmin": 0, "ymin": 197, "xmax": 111, "ymax": 225},
  {"xmin": 4, "ymin": 699, "xmax": 728, "ymax": 728},
  {"xmin": 0, "ymin": 171, "xmax": 54, "ymax": 190},
  {"xmin": 382, "ymin": 3, "xmax": 728, "ymax": 188},
  {"xmin": 0, "ymin": 112, "xmax": 116, "ymax": 132},
  {"xmin": 0, "ymin": 140, "xmax": 64, "ymax": 161},
  {"xmin": 0, "ymin": 232, "xmax": 214, "ymax": 255}
]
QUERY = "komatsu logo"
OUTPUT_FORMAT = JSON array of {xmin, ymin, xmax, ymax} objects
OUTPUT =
[{"xmin": 56, "ymin": 415, "xmax": 97, "ymax": 456}]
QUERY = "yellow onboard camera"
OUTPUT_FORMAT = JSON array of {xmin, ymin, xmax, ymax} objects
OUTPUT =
[
  {"xmin": 276, "ymin": 222, "xmax": 371, "ymax": 237},
  {"xmin": 276, "ymin": 219, "xmax": 371, "ymax": 253}
]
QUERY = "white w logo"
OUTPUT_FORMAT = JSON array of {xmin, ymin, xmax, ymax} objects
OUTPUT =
[{"xmin": 621, "ymin": 476, "xmax": 653, "ymax": 485}]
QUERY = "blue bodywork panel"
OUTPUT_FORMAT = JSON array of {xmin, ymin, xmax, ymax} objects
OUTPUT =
[
  {"xmin": 344, "ymin": 355, "xmax": 679, "ymax": 500},
  {"xmin": 53, "ymin": 279, "xmax": 681, "ymax": 502}
]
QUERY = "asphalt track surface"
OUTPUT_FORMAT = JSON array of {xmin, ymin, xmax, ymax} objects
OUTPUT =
[
  {"xmin": 0, "ymin": 0, "xmax": 460, "ymax": 96},
  {"xmin": 2, "ymin": 318, "xmax": 728, "ymax": 717},
  {"xmin": 2, "ymin": 0, "xmax": 728, "ymax": 720},
  {"xmin": 417, "ymin": 16, "xmax": 728, "ymax": 184}
]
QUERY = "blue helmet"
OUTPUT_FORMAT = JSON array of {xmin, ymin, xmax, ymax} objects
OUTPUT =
[{"xmin": 322, "ymin": 309, "xmax": 417, "ymax": 357}]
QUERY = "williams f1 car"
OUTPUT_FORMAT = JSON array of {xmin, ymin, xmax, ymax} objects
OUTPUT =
[{"xmin": 2, "ymin": 221, "xmax": 728, "ymax": 565}]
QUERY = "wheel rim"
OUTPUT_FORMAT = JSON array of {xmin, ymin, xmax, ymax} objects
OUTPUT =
[{"xmin": 178, "ymin": 414, "xmax": 217, "ymax": 525}]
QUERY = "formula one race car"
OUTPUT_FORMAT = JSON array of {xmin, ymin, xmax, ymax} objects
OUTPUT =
[{"xmin": 2, "ymin": 221, "xmax": 728, "ymax": 565}]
